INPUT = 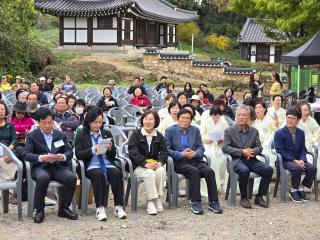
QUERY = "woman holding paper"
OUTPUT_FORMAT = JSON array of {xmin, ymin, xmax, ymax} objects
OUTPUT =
[
  {"xmin": 128, "ymin": 110, "xmax": 168, "ymax": 215},
  {"xmin": 200, "ymin": 106, "xmax": 229, "ymax": 195},
  {"xmin": 75, "ymin": 107, "xmax": 126, "ymax": 221}
]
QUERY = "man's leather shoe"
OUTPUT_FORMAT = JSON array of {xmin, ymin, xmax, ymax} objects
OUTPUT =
[
  {"xmin": 254, "ymin": 195, "xmax": 268, "ymax": 208},
  {"xmin": 34, "ymin": 209, "xmax": 45, "ymax": 223},
  {"xmin": 58, "ymin": 208, "xmax": 78, "ymax": 220},
  {"xmin": 240, "ymin": 198, "xmax": 252, "ymax": 209}
]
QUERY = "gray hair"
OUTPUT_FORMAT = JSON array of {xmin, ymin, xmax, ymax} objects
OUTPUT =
[
  {"xmin": 18, "ymin": 91, "xmax": 29, "ymax": 101},
  {"xmin": 235, "ymin": 104, "xmax": 250, "ymax": 116}
]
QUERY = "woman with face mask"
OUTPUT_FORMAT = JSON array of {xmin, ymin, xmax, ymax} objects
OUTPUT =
[{"xmin": 74, "ymin": 99, "xmax": 86, "ymax": 125}]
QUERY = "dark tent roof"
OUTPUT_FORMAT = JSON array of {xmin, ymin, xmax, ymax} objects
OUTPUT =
[
  {"xmin": 35, "ymin": 0, "xmax": 198, "ymax": 23},
  {"xmin": 281, "ymin": 31, "xmax": 320, "ymax": 65}
]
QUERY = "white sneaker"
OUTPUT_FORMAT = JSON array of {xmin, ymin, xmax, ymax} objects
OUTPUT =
[
  {"xmin": 147, "ymin": 200, "xmax": 157, "ymax": 215},
  {"xmin": 96, "ymin": 207, "xmax": 107, "ymax": 221},
  {"xmin": 113, "ymin": 206, "xmax": 127, "ymax": 219},
  {"xmin": 155, "ymin": 198, "xmax": 164, "ymax": 213}
]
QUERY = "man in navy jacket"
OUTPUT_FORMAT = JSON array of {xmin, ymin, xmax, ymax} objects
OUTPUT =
[
  {"xmin": 165, "ymin": 109, "xmax": 222, "ymax": 215},
  {"xmin": 274, "ymin": 107, "xmax": 317, "ymax": 203},
  {"xmin": 24, "ymin": 107, "xmax": 77, "ymax": 223}
]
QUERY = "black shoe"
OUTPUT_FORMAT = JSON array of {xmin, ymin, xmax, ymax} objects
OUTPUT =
[
  {"xmin": 298, "ymin": 191, "xmax": 310, "ymax": 202},
  {"xmin": 240, "ymin": 198, "xmax": 252, "ymax": 209},
  {"xmin": 208, "ymin": 201, "xmax": 223, "ymax": 213},
  {"xmin": 289, "ymin": 191, "xmax": 303, "ymax": 203},
  {"xmin": 191, "ymin": 202, "xmax": 204, "ymax": 215},
  {"xmin": 34, "ymin": 209, "xmax": 45, "ymax": 224},
  {"xmin": 254, "ymin": 195, "xmax": 268, "ymax": 208},
  {"xmin": 58, "ymin": 208, "xmax": 78, "ymax": 220}
]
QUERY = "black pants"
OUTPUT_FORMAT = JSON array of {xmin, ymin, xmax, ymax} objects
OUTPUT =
[
  {"xmin": 174, "ymin": 160, "xmax": 219, "ymax": 202},
  {"xmin": 233, "ymin": 159, "xmax": 273, "ymax": 197},
  {"xmin": 86, "ymin": 167, "xmax": 123, "ymax": 207},
  {"xmin": 32, "ymin": 165, "xmax": 77, "ymax": 211},
  {"xmin": 283, "ymin": 161, "xmax": 317, "ymax": 189}
]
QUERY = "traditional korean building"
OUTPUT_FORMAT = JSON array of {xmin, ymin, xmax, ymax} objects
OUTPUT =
[
  {"xmin": 238, "ymin": 18, "xmax": 284, "ymax": 64},
  {"xmin": 35, "ymin": 0, "xmax": 198, "ymax": 48}
]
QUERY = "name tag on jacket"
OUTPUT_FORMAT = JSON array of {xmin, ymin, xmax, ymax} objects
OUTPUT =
[{"xmin": 54, "ymin": 140, "xmax": 64, "ymax": 148}]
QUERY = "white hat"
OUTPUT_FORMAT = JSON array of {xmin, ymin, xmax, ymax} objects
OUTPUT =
[
  {"xmin": 190, "ymin": 95, "xmax": 203, "ymax": 104},
  {"xmin": 108, "ymin": 79, "xmax": 116, "ymax": 85},
  {"xmin": 39, "ymin": 77, "xmax": 46, "ymax": 81}
]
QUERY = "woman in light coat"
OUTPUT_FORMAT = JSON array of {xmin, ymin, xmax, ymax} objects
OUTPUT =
[{"xmin": 200, "ymin": 106, "xmax": 229, "ymax": 195}]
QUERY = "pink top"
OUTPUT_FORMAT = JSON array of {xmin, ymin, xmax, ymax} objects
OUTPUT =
[{"xmin": 11, "ymin": 116, "xmax": 35, "ymax": 140}]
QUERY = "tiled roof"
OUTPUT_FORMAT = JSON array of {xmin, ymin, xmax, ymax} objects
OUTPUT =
[
  {"xmin": 35, "ymin": 0, "xmax": 198, "ymax": 23},
  {"xmin": 238, "ymin": 18, "xmax": 282, "ymax": 44}
]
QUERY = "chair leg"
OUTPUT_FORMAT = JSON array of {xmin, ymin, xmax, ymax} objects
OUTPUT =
[
  {"xmin": 171, "ymin": 175, "xmax": 179, "ymax": 208},
  {"xmin": 130, "ymin": 177, "xmax": 138, "ymax": 212},
  {"xmin": 230, "ymin": 173, "xmax": 237, "ymax": 207},
  {"xmin": 280, "ymin": 174, "xmax": 288, "ymax": 203},
  {"xmin": 2, "ymin": 190, "xmax": 9, "ymax": 213},
  {"xmin": 27, "ymin": 182, "xmax": 35, "ymax": 218},
  {"xmin": 81, "ymin": 181, "xmax": 89, "ymax": 215},
  {"xmin": 248, "ymin": 178, "xmax": 254, "ymax": 199},
  {"xmin": 274, "ymin": 176, "xmax": 280, "ymax": 197},
  {"xmin": 225, "ymin": 176, "xmax": 230, "ymax": 200},
  {"xmin": 125, "ymin": 179, "xmax": 131, "ymax": 206},
  {"xmin": 105, "ymin": 184, "xmax": 110, "ymax": 208},
  {"xmin": 314, "ymin": 177, "xmax": 318, "ymax": 201},
  {"xmin": 16, "ymin": 182, "xmax": 23, "ymax": 221}
]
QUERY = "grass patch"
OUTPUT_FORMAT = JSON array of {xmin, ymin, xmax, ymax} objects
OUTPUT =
[{"xmin": 31, "ymin": 27, "xmax": 59, "ymax": 49}]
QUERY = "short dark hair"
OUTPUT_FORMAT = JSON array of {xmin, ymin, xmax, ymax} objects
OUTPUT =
[
  {"xmin": 36, "ymin": 107, "xmax": 55, "ymax": 121},
  {"xmin": 255, "ymin": 102, "xmax": 268, "ymax": 115},
  {"xmin": 67, "ymin": 94, "xmax": 76, "ymax": 105},
  {"xmin": 168, "ymin": 100, "xmax": 181, "ymax": 114},
  {"xmin": 30, "ymin": 81, "xmax": 38, "ymax": 86},
  {"xmin": 272, "ymin": 95, "xmax": 283, "ymax": 101},
  {"xmin": 160, "ymin": 76, "xmax": 167, "ymax": 80},
  {"xmin": 0, "ymin": 100, "xmax": 9, "ymax": 116},
  {"xmin": 201, "ymin": 84, "xmax": 208, "ymax": 88},
  {"xmin": 243, "ymin": 97, "xmax": 256, "ymax": 108},
  {"xmin": 165, "ymin": 93, "xmax": 176, "ymax": 101},
  {"xmin": 83, "ymin": 107, "xmax": 104, "ymax": 133},
  {"xmin": 56, "ymin": 96, "xmax": 67, "ymax": 104},
  {"xmin": 297, "ymin": 100, "xmax": 311, "ymax": 111},
  {"xmin": 177, "ymin": 108, "xmax": 193, "ymax": 120},
  {"xmin": 27, "ymin": 92, "xmax": 38, "ymax": 101},
  {"xmin": 177, "ymin": 92, "xmax": 187, "ymax": 101},
  {"xmin": 133, "ymin": 86, "xmax": 144, "ymax": 96},
  {"xmin": 224, "ymin": 88, "xmax": 234, "ymax": 96},
  {"xmin": 182, "ymin": 103, "xmax": 195, "ymax": 118},
  {"xmin": 286, "ymin": 107, "xmax": 301, "ymax": 119},
  {"xmin": 140, "ymin": 110, "xmax": 160, "ymax": 128},
  {"xmin": 22, "ymin": 81, "xmax": 30, "ymax": 86},
  {"xmin": 103, "ymin": 86, "xmax": 112, "ymax": 95},
  {"xmin": 210, "ymin": 106, "xmax": 222, "ymax": 116},
  {"xmin": 134, "ymin": 77, "xmax": 140, "ymax": 81},
  {"xmin": 75, "ymin": 98, "xmax": 86, "ymax": 107},
  {"xmin": 213, "ymin": 98, "xmax": 225, "ymax": 106}
]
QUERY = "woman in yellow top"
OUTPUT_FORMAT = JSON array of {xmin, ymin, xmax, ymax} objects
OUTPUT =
[
  {"xmin": 0, "ymin": 76, "xmax": 12, "ymax": 92},
  {"xmin": 269, "ymin": 72, "xmax": 283, "ymax": 97}
]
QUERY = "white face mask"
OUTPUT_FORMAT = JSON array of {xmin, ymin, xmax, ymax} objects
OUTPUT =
[{"xmin": 75, "ymin": 107, "xmax": 84, "ymax": 115}]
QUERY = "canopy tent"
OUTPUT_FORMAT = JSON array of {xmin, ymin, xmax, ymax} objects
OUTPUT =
[{"xmin": 281, "ymin": 31, "xmax": 320, "ymax": 96}]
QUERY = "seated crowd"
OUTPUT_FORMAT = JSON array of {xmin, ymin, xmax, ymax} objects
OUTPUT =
[{"xmin": 0, "ymin": 73, "xmax": 319, "ymax": 224}]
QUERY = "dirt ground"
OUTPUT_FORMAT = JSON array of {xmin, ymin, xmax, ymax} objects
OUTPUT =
[{"xmin": 1, "ymin": 181, "xmax": 320, "ymax": 240}]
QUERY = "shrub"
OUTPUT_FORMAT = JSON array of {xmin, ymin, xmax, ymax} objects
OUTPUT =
[
  {"xmin": 177, "ymin": 22, "xmax": 201, "ymax": 43},
  {"xmin": 206, "ymin": 33, "xmax": 231, "ymax": 51}
]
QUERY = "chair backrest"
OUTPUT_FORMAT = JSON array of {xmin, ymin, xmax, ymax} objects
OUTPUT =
[
  {"xmin": 104, "ymin": 125, "xmax": 128, "ymax": 148},
  {"xmin": 122, "ymin": 104, "xmax": 143, "ymax": 117},
  {"xmin": 75, "ymin": 91, "xmax": 88, "ymax": 100},
  {"xmin": 151, "ymin": 106, "xmax": 162, "ymax": 112},
  {"xmin": 89, "ymin": 95, "xmax": 100, "ymax": 105},
  {"xmin": 146, "ymin": 88, "xmax": 158, "ymax": 98},
  {"xmin": 223, "ymin": 115, "xmax": 235, "ymax": 126},
  {"xmin": 116, "ymin": 98, "xmax": 129, "ymax": 108},
  {"xmin": 151, "ymin": 98, "xmax": 165, "ymax": 107},
  {"xmin": 108, "ymin": 107, "xmax": 128, "ymax": 126},
  {"xmin": 201, "ymin": 104, "xmax": 212, "ymax": 111},
  {"xmin": 0, "ymin": 143, "xmax": 23, "ymax": 184},
  {"xmin": 230, "ymin": 104, "xmax": 238, "ymax": 115},
  {"xmin": 124, "ymin": 95, "xmax": 131, "ymax": 103},
  {"xmin": 134, "ymin": 116, "xmax": 141, "ymax": 129}
]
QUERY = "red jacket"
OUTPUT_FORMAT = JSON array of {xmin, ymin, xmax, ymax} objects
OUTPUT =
[{"xmin": 129, "ymin": 95, "xmax": 152, "ymax": 109}]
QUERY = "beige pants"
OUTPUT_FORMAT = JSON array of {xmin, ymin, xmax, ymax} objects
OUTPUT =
[
  {"xmin": 134, "ymin": 166, "xmax": 166, "ymax": 200},
  {"xmin": 0, "ymin": 158, "xmax": 17, "ymax": 183}
]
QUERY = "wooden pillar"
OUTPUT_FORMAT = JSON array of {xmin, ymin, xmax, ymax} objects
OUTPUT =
[
  {"xmin": 59, "ymin": 16, "xmax": 64, "ymax": 46},
  {"xmin": 156, "ymin": 22, "xmax": 159, "ymax": 46},
  {"xmin": 87, "ymin": 17, "xmax": 93, "ymax": 47},
  {"xmin": 133, "ymin": 17, "xmax": 137, "ymax": 47},
  {"xmin": 164, "ymin": 23, "xmax": 168, "ymax": 47},
  {"xmin": 144, "ymin": 21, "xmax": 148, "ymax": 46},
  {"xmin": 117, "ymin": 16, "xmax": 122, "ymax": 46}
]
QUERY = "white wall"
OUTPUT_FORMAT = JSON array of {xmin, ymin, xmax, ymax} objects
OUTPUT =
[
  {"xmin": 93, "ymin": 30, "xmax": 117, "ymax": 43},
  {"xmin": 250, "ymin": 45, "xmax": 256, "ymax": 63},
  {"xmin": 64, "ymin": 30, "xmax": 75, "ymax": 43},
  {"xmin": 269, "ymin": 45, "xmax": 275, "ymax": 63}
]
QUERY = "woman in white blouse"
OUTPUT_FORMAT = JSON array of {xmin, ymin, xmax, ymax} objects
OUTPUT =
[
  {"xmin": 157, "ymin": 93, "xmax": 175, "ymax": 121},
  {"xmin": 157, "ymin": 101, "xmax": 180, "ymax": 134},
  {"xmin": 200, "ymin": 106, "xmax": 229, "ymax": 194}
]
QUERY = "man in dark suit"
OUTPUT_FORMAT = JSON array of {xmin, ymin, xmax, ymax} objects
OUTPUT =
[
  {"xmin": 222, "ymin": 104, "xmax": 273, "ymax": 208},
  {"xmin": 274, "ymin": 107, "xmax": 317, "ymax": 203},
  {"xmin": 24, "ymin": 107, "xmax": 77, "ymax": 223},
  {"xmin": 165, "ymin": 109, "xmax": 222, "ymax": 215}
]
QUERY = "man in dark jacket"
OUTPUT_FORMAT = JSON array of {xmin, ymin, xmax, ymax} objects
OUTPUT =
[
  {"xmin": 24, "ymin": 107, "xmax": 77, "ymax": 223},
  {"xmin": 127, "ymin": 77, "xmax": 146, "ymax": 95}
]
